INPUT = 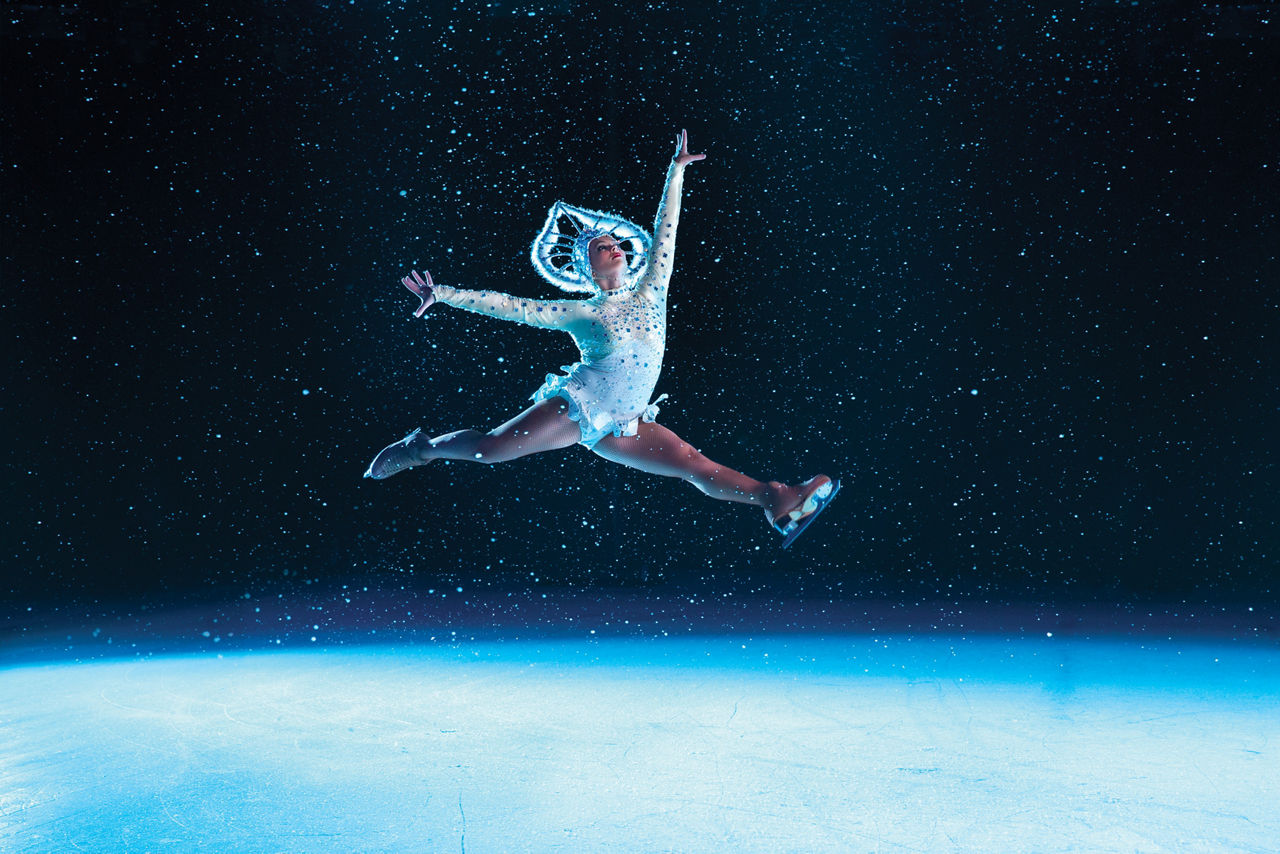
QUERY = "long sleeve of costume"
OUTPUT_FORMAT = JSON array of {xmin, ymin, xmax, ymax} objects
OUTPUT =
[
  {"xmin": 432, "ymin": 284, "xmax": 586, "ymax": 330},
  {"xmin": 637, "ymin": 161, "xmax": 685, "ymax": 299}
]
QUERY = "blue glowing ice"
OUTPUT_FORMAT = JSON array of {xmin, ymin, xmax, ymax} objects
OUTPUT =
[{"xmin": 2, "ymin": 635, "xmax": 1276, "ymax": 851}]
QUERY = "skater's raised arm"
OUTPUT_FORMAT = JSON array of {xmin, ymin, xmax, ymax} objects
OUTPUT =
[
  {"xmin": 638, "ymin": 129, "xmax": 705, "ymax": 299},
  {"xmin": 401, "ymin": 269, "xmax": 584, "ymax": 331}
]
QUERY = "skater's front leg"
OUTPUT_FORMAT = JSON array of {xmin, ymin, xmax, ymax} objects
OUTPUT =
[
  {"xmin": 364, "ymin": 427, "xmax": 435, "ymax": 479},
  {"xmin": 364, "ymin": 399, "xmax": 580, "ymax": 480},
  {"xmin": 364, "ymin": 426, "xmax": 497, "ymax": 479}
]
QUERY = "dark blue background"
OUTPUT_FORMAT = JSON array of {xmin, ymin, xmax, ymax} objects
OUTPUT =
[{"xmin": 3, "ymin": 2, "xmax": 1276, "ymax": 621}]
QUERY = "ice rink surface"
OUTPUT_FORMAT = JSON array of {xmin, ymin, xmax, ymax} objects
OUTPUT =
[{"xmin": 2, "ymin": 619, "xmax": 1277, "ymax": 853}]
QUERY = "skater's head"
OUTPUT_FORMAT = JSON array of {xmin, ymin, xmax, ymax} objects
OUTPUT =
[
  {"xmin": 569, "ymin": 229, "xmax": 626, "ymax": 293},
  {"xmin": 587, "ymin": 234, "xmax": 628, "ymax": 285},
  {"xmin": 531, "ymin": 201, "xmax": 651, "ymax": 295}
]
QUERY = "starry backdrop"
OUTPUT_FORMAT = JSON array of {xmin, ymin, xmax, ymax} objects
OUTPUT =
[{"xmin": 2, "ymin": 1, "xmax": 1277, "ymax": 624}]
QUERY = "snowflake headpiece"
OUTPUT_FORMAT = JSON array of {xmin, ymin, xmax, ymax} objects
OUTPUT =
[{"xmin": 530, "ymin": 201, "xmax": 652, "ymax": 294}]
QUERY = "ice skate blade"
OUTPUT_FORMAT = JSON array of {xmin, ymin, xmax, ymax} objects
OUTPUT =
[
  {"xmin": 365, "ymin": 428, "xmax": 427, "ymax": 480},
  {"xmin": 778, "ymin": 479, "xmax": 841, "ymax": 549}
]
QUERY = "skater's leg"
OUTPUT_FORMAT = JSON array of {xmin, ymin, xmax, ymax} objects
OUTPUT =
[
  {"xmin": 365, "ymin": 398, "xmax": 579, "ymax": 479},
  {"xmin": 591, "ymin": 421, "xmax": 797, "ymax": 515},
  {"xmin": 428, "ymin": 398, "xmax": 580, "ymax": 463}
]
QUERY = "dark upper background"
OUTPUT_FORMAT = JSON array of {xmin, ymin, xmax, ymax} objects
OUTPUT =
[{"xmin": 2, "ymin": 1, "xmax": 1276, "ymax": 616}]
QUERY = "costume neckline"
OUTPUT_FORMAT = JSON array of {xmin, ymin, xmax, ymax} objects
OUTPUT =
[{"xmin": 592, "ymin": 284, "xmax": 636, "ymax": 300}]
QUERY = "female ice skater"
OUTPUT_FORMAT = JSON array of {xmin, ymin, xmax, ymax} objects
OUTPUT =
[{"xmin": 365, "ymin": 130, "xmax": 839, "ymax": 547}]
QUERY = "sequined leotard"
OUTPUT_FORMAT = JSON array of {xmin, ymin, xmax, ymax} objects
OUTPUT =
[{"xmin": 431, "ymin": 162, "xmax": 686, "ymax": 448}]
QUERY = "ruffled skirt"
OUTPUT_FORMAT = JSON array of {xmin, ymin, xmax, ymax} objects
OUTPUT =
[{"xmin": 531, "ymin": 360, "xmax": 667, "ymax": 449}]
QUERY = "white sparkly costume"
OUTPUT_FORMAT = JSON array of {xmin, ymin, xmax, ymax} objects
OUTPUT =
[{"xmin": 431, "ymin": 160, "xmax": 687, "ymax": 448}]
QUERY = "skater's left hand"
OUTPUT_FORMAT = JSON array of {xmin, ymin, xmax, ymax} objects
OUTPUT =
[
  {"xmin": 402, "ymin": 269, "xmax": 436, "ymax": 317},
  {"xmin": 672, "ymin": 129, "xmax": 706, "ymax": 167}
]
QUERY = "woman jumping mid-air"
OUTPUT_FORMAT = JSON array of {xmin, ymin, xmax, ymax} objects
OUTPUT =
[{"xmin": 365, "ymin": 130, "xmax": 839, "ymax": 547}]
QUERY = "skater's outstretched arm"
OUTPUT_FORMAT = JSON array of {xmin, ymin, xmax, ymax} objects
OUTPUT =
[
  {"xmin": 638, "ymin": 129, "xmax": 705, "ymax": 299},
  {"xmin": 400, "ymin": 269, "xmax": 586, "ymax": 331}
]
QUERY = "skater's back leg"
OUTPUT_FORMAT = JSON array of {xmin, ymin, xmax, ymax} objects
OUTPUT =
[{"xmin": 591, "ymin": 421, "xmax": 788, "ymax": 510}]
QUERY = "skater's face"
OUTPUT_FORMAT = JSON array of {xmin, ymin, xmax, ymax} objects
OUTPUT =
[{"xmin": 589, "ymin": 236, "xmax": 627, "ymax": 280}]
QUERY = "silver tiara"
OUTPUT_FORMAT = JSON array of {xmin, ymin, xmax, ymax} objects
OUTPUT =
[{"xmin": 530, "ymin": 201, "xmax": 652, "ymax": 294}]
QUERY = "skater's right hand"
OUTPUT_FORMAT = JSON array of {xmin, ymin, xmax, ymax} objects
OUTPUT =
[{"xmin": 402, "ymin": 269, "xmax": 436, "ymax": 317}]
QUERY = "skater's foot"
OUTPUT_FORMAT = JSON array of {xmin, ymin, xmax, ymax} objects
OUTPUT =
[
  {"xmin": 364, "ymin": 428, "xmax": 433, "ymax": 480},
  {"xmin": 766, "ymin": 475, "xmax": 833, "ymax": 533}
]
